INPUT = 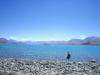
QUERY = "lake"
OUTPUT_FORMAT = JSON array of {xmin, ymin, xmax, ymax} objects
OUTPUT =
[{"xmin": 0, "ymin": 44, "xmax": 100, "ymax": 61}]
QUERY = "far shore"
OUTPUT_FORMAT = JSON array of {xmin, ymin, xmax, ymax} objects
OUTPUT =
[{"xmin": 1, "ymin": 43, "xmax": 100, "ymax": 46}]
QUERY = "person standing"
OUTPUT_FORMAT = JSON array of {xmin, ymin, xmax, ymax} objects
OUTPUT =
[{"xmin": 66, "ymin": 51, "xmax": 71, "ymax": 62}]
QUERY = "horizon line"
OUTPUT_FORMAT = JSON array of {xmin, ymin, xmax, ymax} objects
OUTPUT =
[{"xmin": 0, "ymin": 36, "xmax": 100, "ymax": 42}]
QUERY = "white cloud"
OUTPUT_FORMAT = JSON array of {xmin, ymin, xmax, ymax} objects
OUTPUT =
[
  {"xmin": 49, "ymin": 38, "xmax": 58, "ymax": 41},
  {"xmin": 79, "ymin": 36, "xmax": 86, "ymax": 39},
  {"xmin": 20, "ymin": 38, "xmax": 29, "ymax": 41},
  {"xmin": 9, "ymin": 36, "xmax": 17, "ymax": 40},
  {"xmin": 9, "ymin": 37, "xmax": 30, "ymax": 41},
  {"xmin": 65, "ymin": 35, "xmax": 86, "ymax": 40}
]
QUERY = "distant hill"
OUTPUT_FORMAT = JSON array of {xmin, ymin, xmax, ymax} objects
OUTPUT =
[
  {"xmin": 82, "ymin": 36, "xmax": 100, "ymax": 45},
  {"xmin": 66, "ymin": 39, "xmax": 83, "ymax": 45},
  {"xmin": 0, "ymin": 38, "xmax": 23, "ymax": 44},
  {"xmin": 66, "ymin": 36, "xmax": 100, "ymax": 45},
  {"xmin": 0, "ymin": 36, "xmax": 100, "ymax": 45},
  {"xmin": 0, "ymin": 38, "xmax": 8, "ymax": 44},
  {"xmin": 23, "ymin": 36, "xmax": 100, "ymax": 46}
]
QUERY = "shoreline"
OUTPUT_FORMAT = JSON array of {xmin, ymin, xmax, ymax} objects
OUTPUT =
[
  {"xmin": 0, "ymin": 56, "xmax": 100, "ymax": 62},
  {"xmin": 0, "ymin": 58, "xmax": 100, "ymax": 75}
]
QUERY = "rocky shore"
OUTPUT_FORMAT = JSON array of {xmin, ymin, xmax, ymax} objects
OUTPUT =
[{"xmin": 0, "ymin": 58, "xmax": 100, "ymax": 75}]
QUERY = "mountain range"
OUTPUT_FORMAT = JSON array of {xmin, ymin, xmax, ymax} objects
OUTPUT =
[
  {"xmin": 66, "ymin": 36, "xmax": 100, "ymax": 45},
  {"xmin": 0, "ymin": 36, "xmax": 100, "ymax": 45}
]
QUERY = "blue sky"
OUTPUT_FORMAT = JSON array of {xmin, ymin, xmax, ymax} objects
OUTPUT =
[{"xmin": 0, "ymin": 0, "xmax": 100, "ymax": 41}]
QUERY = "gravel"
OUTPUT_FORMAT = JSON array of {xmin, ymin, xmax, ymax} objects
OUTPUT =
[{"xmin": 0, "ymin": 58, "xmax": 100, "ymax": 75}]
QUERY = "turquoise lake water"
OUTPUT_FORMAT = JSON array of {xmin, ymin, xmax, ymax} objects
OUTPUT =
[{"xmin": 0, "ymin": 44, "xmax": 100, "ymax": 61}]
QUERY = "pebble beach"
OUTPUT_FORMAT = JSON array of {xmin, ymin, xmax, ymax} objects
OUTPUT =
[{"xmin": 0, "ymin": 58, "xmax": 100, "ymax": 75}]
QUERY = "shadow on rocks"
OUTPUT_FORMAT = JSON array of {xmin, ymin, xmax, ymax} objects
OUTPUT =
[{"xmin": 0, "ymin": 71, "xmax": 16, "ymax": 75}]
